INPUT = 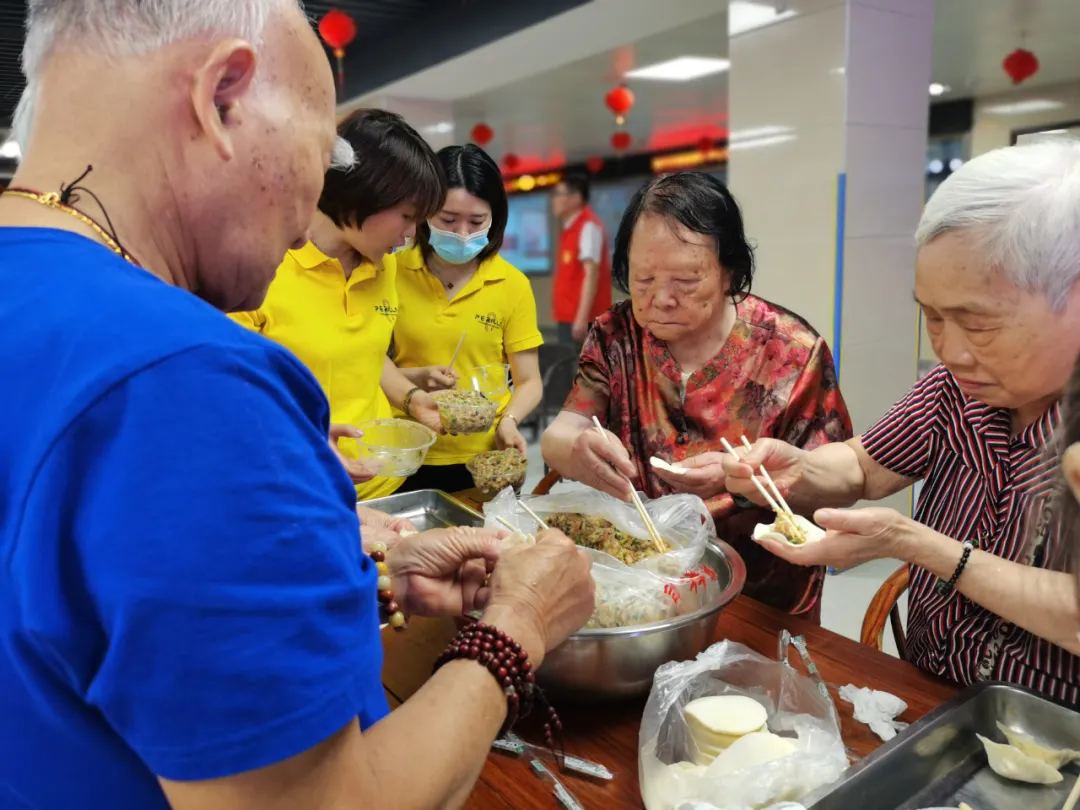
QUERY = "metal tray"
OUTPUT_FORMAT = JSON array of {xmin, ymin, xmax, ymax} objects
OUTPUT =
[
  {"xmin": 806, "ymin": 682, "xmax": 1080, "ymax": 810},
  {"xmin": 362, "ymin": 489, "xmax": 484, "ymax": 532}
]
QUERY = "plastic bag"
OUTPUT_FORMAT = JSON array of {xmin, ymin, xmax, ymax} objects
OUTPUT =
[
  {"xmin": 483, "ymin": 486, "xmax": 713, "ymax": 576},
  {"xmin": 639, "ymin": 640, "xmax": 848, "ymax": 810}
]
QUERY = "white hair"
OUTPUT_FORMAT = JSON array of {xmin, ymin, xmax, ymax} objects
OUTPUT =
[
  {"xmin": 330, "ymin": 136, "xmax": 357, "ymax": 171},
  {"xmin": 13, "ymin": 0, "xmax": 300, "ymax": 147},
  {"xmin": 916, "ymin": 138, "xmax": 1080, "ymax": 309}
]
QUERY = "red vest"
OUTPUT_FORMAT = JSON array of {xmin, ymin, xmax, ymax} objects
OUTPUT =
[{"xmin": 552, "ymin": 207, "xmax": 612, "ymax": 324}]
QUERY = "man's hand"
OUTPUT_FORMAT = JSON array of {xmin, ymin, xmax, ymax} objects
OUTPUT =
[
  {"xmin": 328, "ymin": 424, "xmax": 376, "ymax": 484},
  {"xmin": 356, "ymin": 505, "xmax": 417, "ymax": 536},
  {"xmin": 388, "ymin": 527, "xmax": 506, "ymax": 618},
  {"xmin": 495, "ymin": 417, "xmax": 528, "ymax": 455},
  {"xmin": 753, "ymin": 506, "xmax": 912, "ymax": 569}
]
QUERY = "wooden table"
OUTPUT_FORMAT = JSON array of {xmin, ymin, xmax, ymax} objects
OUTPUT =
[{"xmin": 381, "ymin": 490, "xmax": 960, "ymax": 809}]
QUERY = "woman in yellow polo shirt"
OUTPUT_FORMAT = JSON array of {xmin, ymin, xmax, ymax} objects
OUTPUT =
[
  {"xmin": 232, "ymin": 109, "xmax": 449, "ymax": 500},
  {"xmin": 393, "ymin": 144, "xmax": 544, "ymax": 493}
]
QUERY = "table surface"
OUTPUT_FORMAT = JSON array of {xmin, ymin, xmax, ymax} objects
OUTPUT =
[{"xmin": 380, "ymin": 490, "xmax": 960, "ymax": 809}]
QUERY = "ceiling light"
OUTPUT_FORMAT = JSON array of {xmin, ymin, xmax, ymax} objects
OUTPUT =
[
  {"xmin": 929, "ymin": 83, "xmax": 950, "ymax": 97},
  {"xmin": 927, "ymin": 159, "xmax": 944, "ymax": 174},
  {"xmin": 729, "ymin": 125, "xmax": 793, "ymax": 142},
  {"xmin": 982, "ymin": 99, "xmax": 1064, "ymax": 116},
  {"xmin": 423, "ymin": 121, "xmax": 454, "ymax": 135},
  {"xmin": 625, "ymin": 56, "xmax": 730, "ymax": 82},
  {"xmin": 0, "ymin": 140, "xmax": 21, "ymax": 160},
  {"xmin": 729, "ymin": 1, "xmax": 797, "ymax": 37},
  {"xmin": 948, "ymin": 158, "xmax": 964, "ymax": 171}
]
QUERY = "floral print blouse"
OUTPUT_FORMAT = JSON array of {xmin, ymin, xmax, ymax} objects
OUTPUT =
[{"xmin": 563, "ymin": 296, "xmax": 853, "ymax": 618}]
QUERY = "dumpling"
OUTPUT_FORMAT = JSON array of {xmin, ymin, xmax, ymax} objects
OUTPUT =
[
  {"xmin": 752, "ymin": 513, "xmax": 825, "ymax": 546},
  {"xmin": 996, "ymin": 722, "xmax": 1080, "ymax": 770},
  {"xmin": 976, "ymin": 733, "xmax": 1063, "ymax": 784}
]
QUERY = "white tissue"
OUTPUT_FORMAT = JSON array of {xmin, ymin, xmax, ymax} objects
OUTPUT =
[{"xmin": 839, "ymin": 684, "xmax": 908, "ymax": 742}]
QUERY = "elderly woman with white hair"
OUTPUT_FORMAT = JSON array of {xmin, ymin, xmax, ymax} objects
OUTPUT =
[{"xmin": 676, "ymin": 139, "xmax": 1080, "ymax": 704}]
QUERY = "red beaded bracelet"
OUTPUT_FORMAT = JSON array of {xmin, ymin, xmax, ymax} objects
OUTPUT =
[
  {"xmin": 369, "ymin": 542, "xmax": 407, "ymax": 631},
  {"xmin": 433, "ymin": 622, "xmax": 564, "ymax": 754}
]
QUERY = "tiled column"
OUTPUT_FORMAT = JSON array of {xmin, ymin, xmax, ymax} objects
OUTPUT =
[{"xmin": 726, "ymin": 0, "xmax": 933, "ymax": 443}]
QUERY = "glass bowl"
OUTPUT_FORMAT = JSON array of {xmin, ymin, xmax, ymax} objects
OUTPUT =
[
  {"xmin": 353, "ymin": 419, "xmax": 437, "ymax": 478},
  {"xmin": 463, "ymin": 364, "xmax": 511, "ymax": 398},
  {"xmin": 431, "ymin": 390, "xmax": 499, "ymax": 435}
]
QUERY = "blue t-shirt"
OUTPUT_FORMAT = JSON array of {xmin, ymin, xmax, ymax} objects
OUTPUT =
[{"xmin": 0, "ymin": 229, "xmax": 388, "ymax": 808}]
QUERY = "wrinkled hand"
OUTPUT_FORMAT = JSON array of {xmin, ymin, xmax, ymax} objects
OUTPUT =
[
  {"xmin": 388, "ymin": 527, "xmax": 505, "ymax": 618},
  {"xmin": 481, "ymin": 529, "xmax": 595, "ymax": 665},
  {"xmin": 753, "ymin": 506, "xmax": 911, "ymax": 569},
  {"xmin": 356, "ymin": 505, "xmax": 417, "ymax": 536},
  {"xmin": 495, "ymin": 418, "xmax": 528, "ymax": 455},
  {"xmin": 567, "ymin": 426, "xmax": 636, "ymax": 500},
  {"xmin": 406, "ymin": 390, "xmax": 445, "ymax": 435},
  {"xmin": 723, "ymin": 438, "xmax": 806, "ymax": 506},
  {"xmin": 420, "ymin": 365, "xmax": 459, "ymax": 392},
  {"xmin": 654, "ymin": 451, "xmax": 728, "ymax": 499},
  {"xmin": 329, "ymin": 424, "xmax": 376, "ymax": 484}
]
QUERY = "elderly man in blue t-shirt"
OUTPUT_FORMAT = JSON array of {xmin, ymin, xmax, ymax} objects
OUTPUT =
[{"xmin": 0, "ymin": 2, "xmax": 594, "ymax": 809}]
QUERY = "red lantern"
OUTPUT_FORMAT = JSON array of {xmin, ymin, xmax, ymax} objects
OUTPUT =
[
  {"xmin": 605, "ymin": 84, "xmax": 635, "ymax": 125},
  {"xmin": 698, "ymin": 135, "xmax": 714, "ymax": 154},
  {"xmin": 1003, "ymin": 48, "xmax": 1039, "ymax": 85},
  {"xmin": 470, "ymin": 123, "xmax": 494, "ymax": 146},
  {"xmin": 319, "ymin": 10, "xmax": 357, "ymax": 90},
  {"xmin": 585, "ymin": 156, "xmax": 604, "ymax": 174},
  {"xmin": 503, "ymin": 153, "xmax": 521, "ymax": 172},
  {"xmin": 611, "ymin": 131, "xmax": 632, "ymax": 152}
]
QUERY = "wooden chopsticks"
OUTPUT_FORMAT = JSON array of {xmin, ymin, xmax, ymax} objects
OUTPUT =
[
  {"xmin": 722, "ymin": 435, "xmax": 807, "ymax": 544},
  {"xmin": 448, "ymin": 331, "xmax": 467, "ymax": 371},
  {"xmin": 590, "ymin": 417, "xmax": 666, "ymax": 554}
]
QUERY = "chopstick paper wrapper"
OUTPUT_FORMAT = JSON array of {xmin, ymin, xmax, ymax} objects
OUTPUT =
[
  {"xmin": 531, "ymin": 759, "xmax": 586, "ymax": 810},
  {"xmin": 493, "ymin": 732, "xmax": 613, "ymax": 781}
]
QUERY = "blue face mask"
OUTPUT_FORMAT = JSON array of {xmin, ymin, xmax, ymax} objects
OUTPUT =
[{"xmin": 428, "ymin": 222, "xmax": 489, "ymax": 265}]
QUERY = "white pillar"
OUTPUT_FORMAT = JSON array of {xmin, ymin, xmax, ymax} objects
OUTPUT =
[
  {"xmin": 340, "ymin": 95, "xmax": 458, "ymax": 151},
  {"xmin": 727, "ymin": 0, "xmax": 933, "ymax": 443}
]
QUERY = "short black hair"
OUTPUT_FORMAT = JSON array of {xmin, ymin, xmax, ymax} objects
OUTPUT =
[
  {"xmin": 318, "ymin": 108, "xmax": 445, "ymax": 229},
  {"xmin": 560, "ymin": 173, "xmax": 590, "ymax": 204},
  {"xmin": 611, "ymin": 172, "xmax": 754, "ymax": 301},
  {"xmin": 417, "ymin": 144, "xmax": 508, "ymax": 264}
]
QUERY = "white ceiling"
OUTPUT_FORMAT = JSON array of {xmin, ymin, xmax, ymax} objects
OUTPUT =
[{"xmin": 348, "ymin": 0, "xmax": 1080, "ymax": 169}]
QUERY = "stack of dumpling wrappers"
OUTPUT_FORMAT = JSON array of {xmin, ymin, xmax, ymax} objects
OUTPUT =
[{"xmin": 684, "ymin": 696, "xmax": 797, "ymax": 772}]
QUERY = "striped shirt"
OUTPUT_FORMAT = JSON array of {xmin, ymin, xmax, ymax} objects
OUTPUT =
[{"xmin": 862, "ymin": 364, "xmax": 1078, "ymax": 705}]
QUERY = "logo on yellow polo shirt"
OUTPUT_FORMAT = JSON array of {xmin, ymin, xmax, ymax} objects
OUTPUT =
[
  {"xmin": 374, "ymin": 299, "xmax": 399, "ymax": 320},
  {"xmin": 475, "ymin": 312, "xmax": 503, "ymax": 332}
]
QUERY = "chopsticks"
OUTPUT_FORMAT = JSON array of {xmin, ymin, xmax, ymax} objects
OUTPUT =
[
  {"xmin": 721, "ymin": 435, "xmax": 806, "ymax": 544},
  {"xmin": 493, "ymin": 503, "xmax": 549, "ymax": 533},
  {"xmin": 448, "ymin": 331, "xmax": 467, "ymax": 371},
  {"xmin": 590, "ymin": 416, "xmax": 666, "ymax": 554},
  {"xmin": 1060, "ymin": 772, "xmax": 1080, "ymax": 810}
]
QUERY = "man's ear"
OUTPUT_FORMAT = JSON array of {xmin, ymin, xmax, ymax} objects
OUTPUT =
[{"xmin": 190, "ymin": 40, "xmax": 257, "ymax": 161}]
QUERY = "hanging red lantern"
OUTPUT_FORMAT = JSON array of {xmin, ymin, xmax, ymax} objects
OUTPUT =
[
  {"xmin": 611, "ymin": 131, "xmax": 632, "ymax": 152},
  {"xmin": 605, "ymin": 84, "xmax": 635, "ymax": 125},
  {"xmin": 470, "ymin": 123, "xmax": 494, "ymax": 146},
  {"xmin": 319, "ymin": 10, "xmax": 357, "ymax": 90},
  {"xmin": 503, "ymin": 153, "xmax": 521, "ymax": 173},
  {"xmin": 698, "ymin": 135, "xmax": 714, "ymax": 154},
  {"xmin": 585, "ymin": 156, "xmax": 604, "ymax": 174},
  {"xmin": 1002, "ymin": 48, "xmax": 1039, "ymax": 85}
]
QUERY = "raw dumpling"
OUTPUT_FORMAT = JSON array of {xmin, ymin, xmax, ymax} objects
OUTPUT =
[
  {"xmin": 976, "ymin": 733, "xmax": 1063, "ymax": 785},
  {"xmin": 499, "ymin": 530, "xmax": 536, "ymax": 550},
  {"xmin": 707, "ymin": 731, "xmax": 797, "ymax": 776},
  {"xmin": 753, "ymin": 513, "xmax": 825, "ymax": 546},
  {"xmin": 996, "ymin": 722, "xmax": 1080, "ymax": 770},
  {"xmin": 650, "ymin": 457, "xmax": 686, "ymax": 476}
]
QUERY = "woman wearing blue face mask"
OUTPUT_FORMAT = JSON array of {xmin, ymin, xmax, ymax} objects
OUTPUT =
[{"xmin": 392, "ymin": 144, "xmax": 544, "ymax": 493}]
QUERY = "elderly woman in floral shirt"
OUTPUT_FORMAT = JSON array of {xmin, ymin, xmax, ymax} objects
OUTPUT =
[{"xmin": 542, "ymin": 172, "xmax": 852, "ymax": 620}]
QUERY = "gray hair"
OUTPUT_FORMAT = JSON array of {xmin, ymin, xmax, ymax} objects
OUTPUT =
[
  {"xmin": 330, "ymin": 136, "xmax": 357, "ymax": 171},
  {"xmin": 915, "ymin": 138, "xmax": 1080, "ymax": 309},
  {"xmin": 13, "ymin": 0, "xmax": 298, "ymax": 147}
]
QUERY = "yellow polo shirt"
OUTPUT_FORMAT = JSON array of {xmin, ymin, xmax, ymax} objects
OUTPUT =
[
  {"xmin": 392, "ymin": 245, "xmax": 543, "ymax": 464},
  {"xmin": 230, "ymin": 242, "xmax": 402, "ymax": 500}
]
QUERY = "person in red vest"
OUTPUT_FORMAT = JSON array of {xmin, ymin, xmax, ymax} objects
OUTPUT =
[{"xmin": 551, "ymin": 173, "xmax": 612, "ymax": 344}]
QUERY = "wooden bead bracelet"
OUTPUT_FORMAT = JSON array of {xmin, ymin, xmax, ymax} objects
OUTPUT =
[{"xmin": 369, "ymin": 542, "xmax": 407, "ymax": 630}]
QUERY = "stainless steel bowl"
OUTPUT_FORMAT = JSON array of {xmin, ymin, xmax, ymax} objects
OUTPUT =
[{"xmin": 537, "ymin": 541, "xmax": 746, "ymax": 699}]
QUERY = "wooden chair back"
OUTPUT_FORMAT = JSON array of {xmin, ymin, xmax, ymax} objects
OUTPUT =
[{"xmin": 860, "ymin": 565, "xmax": 910, "ymax": 659}]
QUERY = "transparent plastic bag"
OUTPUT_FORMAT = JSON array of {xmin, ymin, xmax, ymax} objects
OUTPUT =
[
  {"xmin": 483, "ymin": 486, "xmax": 713, "ymax": 576},
  {"xmin": 639, "ymin": 639, "xmax": 848, "ymax": 810}
]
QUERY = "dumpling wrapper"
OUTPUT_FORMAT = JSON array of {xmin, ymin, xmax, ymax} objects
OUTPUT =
[
  {"xmin": 650, "ymin": 456, "xmax": 687, "ymax": 476},
  {"xmin": 996, "ymin": 722, "xmax": 1080, "ymax": 770},
  {"xmin": 753, "ymin": 514, "xmax": 825, "ymax": 546},
  {"xmin": 706, "ymin": 731, "xmax": 797, "ymax": 776},
  {"xmin": 686, "ymin": 695, "xmax": 769, "ymax": 737},
  {"xmin": 976, "ymin": 733, "xmax": 1063, "ymax": 784},
  {"xmin": 499, "ymin": 530, "xmax": 536, "ymax": 551}
]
